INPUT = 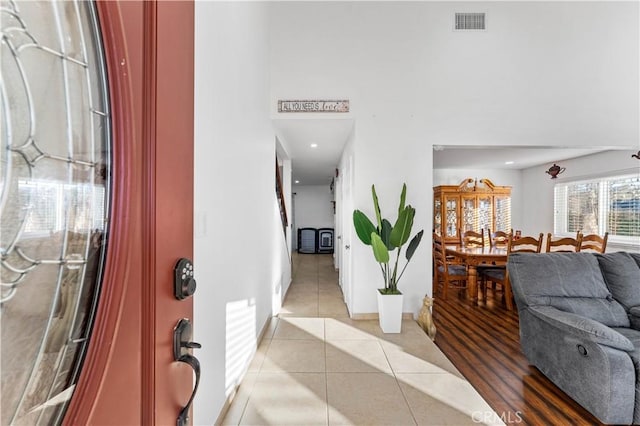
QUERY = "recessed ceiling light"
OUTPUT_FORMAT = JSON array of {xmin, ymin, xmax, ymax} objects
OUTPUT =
[
  {"xmin": 295, "ymin": 180, "xmax": 300, "ymax": 184},
  {"xmin": 310, "ymin": 143, "xmax": 318, "ymax": 148},
  {"xmin": 505, "ymin": 161, "xmax": 514, "ymax": 165}
]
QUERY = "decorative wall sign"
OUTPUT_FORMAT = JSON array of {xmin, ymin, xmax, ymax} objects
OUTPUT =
[{"xmin": 278, "ymin": 100, "xmax": 349, "ymax": 113}]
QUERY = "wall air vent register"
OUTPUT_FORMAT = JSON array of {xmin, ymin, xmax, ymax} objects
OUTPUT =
[{"xmin": 455, "ymin": 13, "xmax": 486, "ymax": 31}]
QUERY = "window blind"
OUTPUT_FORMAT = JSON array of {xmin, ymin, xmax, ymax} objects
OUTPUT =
[{"xmin": 554, "ymin": 174, "xmax": 640, "ymax": 243}]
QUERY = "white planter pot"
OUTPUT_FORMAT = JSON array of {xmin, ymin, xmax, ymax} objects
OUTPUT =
[{"xmin": 376, "ymin": 291, "xmax": 404, "ymax": 333}]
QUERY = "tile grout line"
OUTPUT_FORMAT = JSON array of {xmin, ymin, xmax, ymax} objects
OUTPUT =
[{"xmin": 380, "ymin": 339, "xmax": 420, "ymax": 426}]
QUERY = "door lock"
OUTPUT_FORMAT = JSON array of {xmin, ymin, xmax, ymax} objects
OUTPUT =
[{"xmin": 174, "ymin": 258, "xmax": 196, "ymax": 300}]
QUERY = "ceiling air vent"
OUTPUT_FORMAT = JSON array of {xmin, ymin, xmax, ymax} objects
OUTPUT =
[{"xmin": 454, "ymin": 13, "xmax": 486, "ymax": 31}]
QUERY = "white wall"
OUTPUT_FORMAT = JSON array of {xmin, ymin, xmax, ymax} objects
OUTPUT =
[
  {"xmin": 520, "ymin": 150, "xmax": 640, "ymax": 242},
  {"xmin": 293, "ymin": 184, "xmax": 334, "ymax": 250},
  {"xmin": 271, "ymin": 1, "xmax": 638, "ymax": 317},
  {"xmin": 193, "ymin": 3, "xmax": 290, "ymax": 424}
]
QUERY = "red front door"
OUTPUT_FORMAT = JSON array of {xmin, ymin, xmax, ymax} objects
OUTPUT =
[{"xmin": 63, "ymin": 1, "xmax": 196, "ymax": 425}]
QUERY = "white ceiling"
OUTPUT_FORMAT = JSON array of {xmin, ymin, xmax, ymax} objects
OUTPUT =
[
  {"xmin": 433, "ymin": 145, "xmax": 611, "ymax": 170},
  {"xmin": 273, "ymin": 119, "xmax": 617, "ymax": 185},
  {"xmin": 273, "ymin": 118, "xmax": 354, "ymax": 186}
]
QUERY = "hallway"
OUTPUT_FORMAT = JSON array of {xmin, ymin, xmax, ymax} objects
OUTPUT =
[{"xmin": 220, "ymin": 254, "xmax": 501, "ymax": 425}]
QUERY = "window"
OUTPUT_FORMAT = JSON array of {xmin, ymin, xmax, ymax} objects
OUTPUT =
[{"xmin": 554, "ymin": 174, "xmax": 640, "ymax": 246}]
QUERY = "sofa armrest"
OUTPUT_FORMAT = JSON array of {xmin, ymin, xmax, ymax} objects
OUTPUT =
[
  {"xmin": 519, "ymin": 306, "xmax": 636, "ymax": 424},
  {"xmin": 529, "ymin": 306, "xmax": 634, "ymax": 352},
  {"xmin": 630, "ymin": 306, "xmax": 640, "ymax": 330}
]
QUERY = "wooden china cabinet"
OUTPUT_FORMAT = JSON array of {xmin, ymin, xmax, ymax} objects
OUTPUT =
[{"xmin": 433, "ymin": 178, "xmax": 512, "ymax": 244}]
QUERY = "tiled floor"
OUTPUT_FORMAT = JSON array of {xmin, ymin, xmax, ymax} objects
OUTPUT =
[{"xmin": 220, "ymin": 253, "xmax": 503, "ymax": 426}]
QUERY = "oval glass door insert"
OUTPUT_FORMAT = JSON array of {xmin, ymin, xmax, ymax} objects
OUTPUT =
[{"xmin": 1, "ymin": 1, "xmax": 111, "ymax": 424}]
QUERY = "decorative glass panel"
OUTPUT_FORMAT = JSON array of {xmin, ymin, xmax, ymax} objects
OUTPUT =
[
  {"xmin": 1, "ymin": 1, "xmax": 111, "ymax": 425},
  {"xmin": 445, "ymin": 197, "xmax": 457, "ymax": 237},
  {"xmin": 433, "ymin": 199, "xmax": 441, "ymax": 235},
  {"xmin": 477, "ymin": 196, "xmax": 492, "ymax": 232},
  {"xmin": 495, "ymin": 196, "xmax": 512, "ymax": 233},
  {"xmin": 461, "ymin": 197, "xmax": 475, "ymax": 232}
]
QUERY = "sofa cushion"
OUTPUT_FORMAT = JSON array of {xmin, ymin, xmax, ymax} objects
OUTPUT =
[
  {"xmin": 508, "ymin": 253, "xmax": 629, "ymax": 327},
  {"xmin": 597, "ymin": 252, "xmax": 640, "ymax": 311}
]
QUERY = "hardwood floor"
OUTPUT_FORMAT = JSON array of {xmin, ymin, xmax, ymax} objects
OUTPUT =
[{"xmin": 432, "ymin": 288, "xmax": 602, "ymax": 426}]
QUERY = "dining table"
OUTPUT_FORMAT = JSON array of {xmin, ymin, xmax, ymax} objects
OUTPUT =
[{"xmin": 444, "ymin": 244, "xmax": 509, "ymax": 306}]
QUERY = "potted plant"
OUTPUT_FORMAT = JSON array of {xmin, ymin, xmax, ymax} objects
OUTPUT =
[{"xmin": 353, "ymin": 184, "xmax": 424, "ymax": 333}]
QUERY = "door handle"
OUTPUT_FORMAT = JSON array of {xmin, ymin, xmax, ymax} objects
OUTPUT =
[
  {"xmin": 345, "ymin": 245, "xmax": 350, "ymax": 250},
  {"xmin": 173, "ymin": 319, "xmax": 201, "ymax": 426}
]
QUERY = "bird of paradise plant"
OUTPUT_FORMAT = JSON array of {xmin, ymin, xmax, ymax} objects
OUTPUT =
[{"xmin": 353, "ymin": 184, "xmax": 424, "ymax": 295}]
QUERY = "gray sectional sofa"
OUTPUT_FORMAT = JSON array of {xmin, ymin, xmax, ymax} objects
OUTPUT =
[{"xmin": 507, "ymin": 251, "xmax": 640, "ymax": 425}]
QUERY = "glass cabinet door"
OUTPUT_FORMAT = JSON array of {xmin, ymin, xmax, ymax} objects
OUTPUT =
[
  {"xmin": 495, "ymin": 196, "xmax": 512, "ymax": 232},
  {"xmin": 477, "ymin": 195, "xmax": 493, "ymax": 233},
  {"xmin": 444, "ymin": 196, "xmax": 458, "ymax": 238},
  {"xmin": 433, "ymin": 198, "xmax": 442, "ymax": 235},
  {"xmin": 461, "ymin": 195, "xmax": 476, "ymax": 233}
]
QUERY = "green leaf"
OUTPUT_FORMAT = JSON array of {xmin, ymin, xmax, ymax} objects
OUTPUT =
[
  {"xmin": 372, "ymin": 185, "xmax": 382, "ymax": 230},
  {"xmin": 406, "ymin": 230, "xmax": 424, "ymax": 261},
  {"xmin": 381, "ymin": 219, "xmax": 394, "ymax": 250},
  {"xmin": 398, "ymin": 183, "xmax": 406, "ymax": 217},
  {"xmin": 389, "ymin": 206, "xmax": 415, "ymax": 247},
  {"xmin": 353, "ymin": 210, "xmax": 376, "ymax": 245},
  {"xmin": 371, "ymin": 232, "xmax": 390, "ymax": 263}
]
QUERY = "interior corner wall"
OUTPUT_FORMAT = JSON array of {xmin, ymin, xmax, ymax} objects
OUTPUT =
[{"xmin": 193, "ymin": 3, "xmax": 287, "ymax": 425}]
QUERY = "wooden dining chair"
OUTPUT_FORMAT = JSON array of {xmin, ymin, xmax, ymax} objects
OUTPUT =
[
  {"xmin": 488, "ymin": 229, "xmax": 511, "ymax": 248},
  {"xmin": 461, "ymin": 229, "xmax": 484, "ymax": 247},
  {"xmin": 480, "ymin": 229, "xmax": 513, "ymax": 296},
  {"xmin": 545, "ymin": 233, "xmax": 582, "ymax": 253},
  {"xmin": 433, "ymin": 233, "xmax": 468, "ymax": 299},
  {"xmin": 483, "ymin": 233, "xmax": 544, "ymax": 310},
  {"xmin": 579, "ymin": 232, "xmax": 609, "ymax": 253}
]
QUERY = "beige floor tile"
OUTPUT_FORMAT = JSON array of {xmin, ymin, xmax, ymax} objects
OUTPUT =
[
  {"xmin": 318, "ymin": 275, "xmax": 338, "ymax": 284},
  {"xmin": 396, "ymin": 373, "xmax": 504, "ymax": 426},
  {"xmin": 239, "ymin": 373, "xmax": 328, "ymax": 426},
  {"xmin": 273, "ymin": 317, "xmax": 325, "ymax": 340},
  {"xmin": 278, "ymin": 310, "xmax": 320, "ymax": 318},
  {"xmin": 324, "ymin": 319, "xmax": 379, "ymax": 341},
  {"xmin": 319, "ymin": 306, "xmax": 349, "ymax": 318},
  {"xmin": 247, "ymin": 339, "xmax": 271, "ymax": 373},
  {"xmin": 261, "ymin": 339, "xmax": 326, "ymax": 372},
  {"xmin": 326, "ymin": 340, "xmax": 392, "ymax": 373},
  {"xmin": 327, "ymin": 372, "xmax": 416, "ymax": 425},
  {"xmin": 318, "ymin": 284, "xmax": 339, "ymax": 291},
  {"xmin": 237, "ymin": 253, "xmax": 492, "ymax": 426},
  {"xmin": 318, "ymin": 300, "xmax": 349, "ymax": 318},
  {"xmin": 380, "ymin": 340, "xmax": 463, "ymax": 376},
  {"xmin": 318, "ymin": 293, "xmax": 343, "ymax": 303},
  {"xmin": 285, "ymin": 294, "xmax": 319, "ymax": 305},
  {"xmin": 220, "ymin": 372, "xmax": 258, "ymax": 425},
  {"xmin": 280, "ymin": 301, "xmax": 319, "ymax": 317},
  {"xmin": 286, "ymin": 288, "xmax": 318, "ymax": 299}
]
